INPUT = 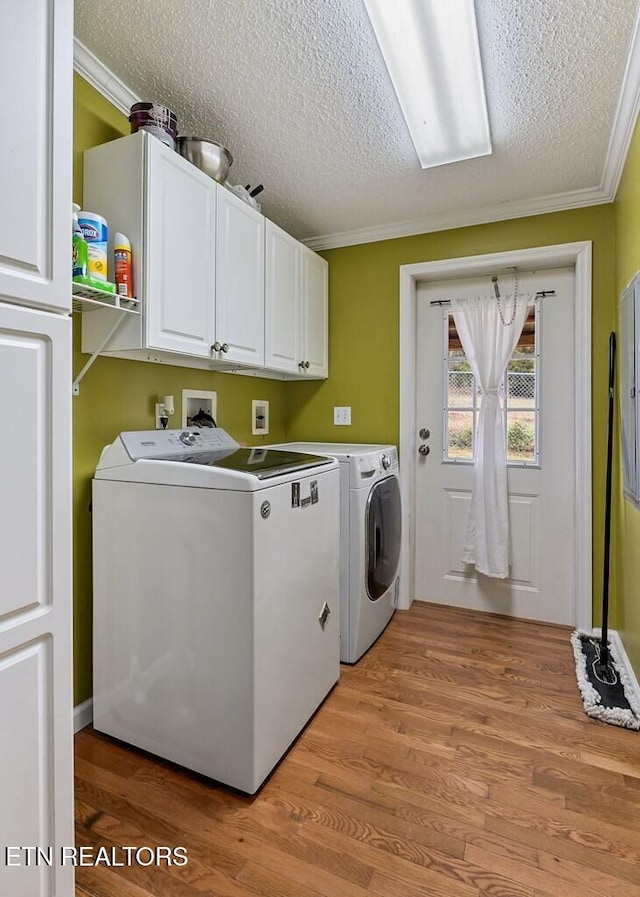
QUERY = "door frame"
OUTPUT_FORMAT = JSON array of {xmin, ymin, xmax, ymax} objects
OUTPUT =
[{"xmin": 398, "ymin": 241, "xmax": 592, "ymax": 630}]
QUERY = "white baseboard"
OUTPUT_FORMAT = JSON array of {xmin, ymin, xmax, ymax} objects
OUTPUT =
[
  {"xmin": 592, "ymin": 628, "xmax": 640, "ymax": 710},
  {"xmin": 74, "ymin": 698, "xmax": 93, "ymax": 733}
]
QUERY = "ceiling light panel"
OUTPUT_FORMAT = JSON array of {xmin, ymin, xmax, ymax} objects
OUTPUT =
[{"xmin": 363, "ymin": 0, "xmax": 492, "ymax": 169}]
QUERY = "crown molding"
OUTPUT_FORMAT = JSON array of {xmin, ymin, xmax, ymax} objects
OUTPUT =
[
  {"xmin": 73, "ymin": 38, "xmax": 139, "ymax": 116},
  {"xmin": 600, "ymin": 4, "xmax": 640, "ymax": 200},
  {"xmin": 301, "ymin": 186, "xmax": 611, "ymax": 251}
]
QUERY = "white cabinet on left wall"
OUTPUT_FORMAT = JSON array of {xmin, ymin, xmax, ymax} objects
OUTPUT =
[
  {"xmin": 0, "ymin": 1, "xmax": 75, "ymax": 895},
  {"xmin": 82, "ymin": 131, "xmax": 221, "ymax": 363}
]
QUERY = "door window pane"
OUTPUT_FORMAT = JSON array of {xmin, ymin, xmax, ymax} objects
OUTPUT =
[
  {"xmin": 443, "ymin": 305, "xmax": 540, "ymax": 465},
  {"xmin": 505, "ymin": 306, "xmax": 539, "ymax": 465},
  {"xmin": 506, "ymin": 411, "xmax": 536, "ymax": 462},
  {"xmin": 447, "ymin": 410, "xmax": 474, "ymax": 460},
  {"xmin": 448, "ymin": 370, "xmax": 474, "ymax": 407},
  {"xmin": 444, "ymin": 316, "xmax": 478, "ymax": 462}
]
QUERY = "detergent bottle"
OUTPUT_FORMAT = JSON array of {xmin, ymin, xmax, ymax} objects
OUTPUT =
[{"xmin": 72, "ymin": 203, "xmax": 88, "ymax": 280}]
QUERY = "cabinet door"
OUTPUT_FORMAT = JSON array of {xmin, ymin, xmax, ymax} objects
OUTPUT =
[
  {"xmin": 0, "ymin": 304, "xmax": 73, "ymax": 897},
  {"xmin": 265, "ymin": 220, "xmax": 301, "ymax": 374},
  {"xmin": 216, "ymin": 190, "xmax": 265, "ymax": 366},
  {"xmin": 301, "ymin": 247, "xmax": 329, "ymax": 379},
  {"xmin": 146, "ymin": 139, "xmax": 216, "ymax": 356},
  {"xmin": 0, "ymin": 0, "xmax": 72, "ymax": 313}
]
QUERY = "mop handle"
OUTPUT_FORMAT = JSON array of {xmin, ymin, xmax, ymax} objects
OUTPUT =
[{"xmin": 600, "ymin": 331, "xmax": 616, "ymax": 659}]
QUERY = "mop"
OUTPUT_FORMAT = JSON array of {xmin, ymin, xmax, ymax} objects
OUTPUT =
[{"xmin": 571, "ymin": 332, "xmax": 640, "ymax": 730}]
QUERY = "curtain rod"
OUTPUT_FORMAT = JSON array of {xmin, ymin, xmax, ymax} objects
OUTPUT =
[{"xmin": 429, "ymin": 290, "xmax": 555, "ymax": 307}]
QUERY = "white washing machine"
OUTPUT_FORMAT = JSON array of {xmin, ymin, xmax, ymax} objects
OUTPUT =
[
  {"xmin": 269, "ymin": 442, "xmax": 401, "ymax": 663},
  {"xmin": 92, "ymin": 428, "xmax": 340, "ymax": 794}
]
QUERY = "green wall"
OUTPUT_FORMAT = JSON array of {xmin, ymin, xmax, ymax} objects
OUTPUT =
[
  {"xmin": 614, "ymin": 116, "xmax": 640, "ymax": 675},
  {"xmin": 72, "ymin": 75, "xmax": 288, "ymax": 702}
]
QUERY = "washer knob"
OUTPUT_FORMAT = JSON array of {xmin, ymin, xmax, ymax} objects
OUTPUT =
[
  {"xmin": 381, "ymin": 453, "xmax": 391, "ymax": 470},
  {"xmin": 180, "ymin": 431, "xmax": 196, "ymax": 446}
]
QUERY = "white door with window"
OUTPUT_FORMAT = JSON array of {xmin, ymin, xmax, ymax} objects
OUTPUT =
[{"xmin": 414, "ymin": 267, "xmax": 575, "ymax": 624}]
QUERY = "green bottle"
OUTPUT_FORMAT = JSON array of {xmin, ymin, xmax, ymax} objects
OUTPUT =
[{"xmin": 72, "ymin": 203, "xmax": 88, "ymax": 279}]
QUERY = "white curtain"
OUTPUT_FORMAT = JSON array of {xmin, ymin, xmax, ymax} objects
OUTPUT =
[{"xmin": 451, "ymin": 293, "xmax": 534, "ymax": 578}]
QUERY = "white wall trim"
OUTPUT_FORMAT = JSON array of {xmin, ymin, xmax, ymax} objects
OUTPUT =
[
  {"xmin": 73, "ymin": 38, "xmax": 139, "ymax": 116},
  {"xmin": 303, "ymin": 188, "xmax": 610, "ymax": 252},
  {"xmin": 592, "ymin": 629, "xmax": 640, "ymax": 708},
  {"xmin": 600, "ymin": 4, "xmax": 640, "ymax": 200},
  {"xmin": 398, "ymin": 241, "xmax": 593, "ymax": 632},
  {"xmin": 74, "ymin": 697, "xmax": 93, "ymax": 734},
  {"xmin": 609, "ymin": 631, "xmax": 640, "ymax": 707}
]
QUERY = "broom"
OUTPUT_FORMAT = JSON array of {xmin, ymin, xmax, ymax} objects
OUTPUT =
[{"xmin": 571, "ymin": 331, "xmax": 640, "ymax": 729}]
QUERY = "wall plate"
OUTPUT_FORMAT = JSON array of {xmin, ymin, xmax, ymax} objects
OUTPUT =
[
  {"xmin": 333, "ymin": 406, "xmax": 351, "ymax": 425},
  {"xmin": 182, "ymin": 389, "xmax": 217, "ymax": 428},
  {"xmin": 252, "ymin": 399, "xmax": 269, "ymax": 435}
]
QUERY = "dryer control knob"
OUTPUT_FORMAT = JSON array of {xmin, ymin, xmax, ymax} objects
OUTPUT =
[
  {"xmin": 381, "ymin": 453, "xmax": 391, "ymax": 470},
  {"xmin": 180, "ymin": 431, "xmax": 197, "ymax": 446}
]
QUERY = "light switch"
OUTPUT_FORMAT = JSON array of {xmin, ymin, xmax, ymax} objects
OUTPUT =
[{"xmin": 333, "ymin": 406, "xmax": 351, "ymax": 426}]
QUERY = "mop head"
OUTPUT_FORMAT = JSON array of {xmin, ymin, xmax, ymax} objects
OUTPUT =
[{"xmin": 571, "ymin": 631, "xmax": 640, "ymax": 730}]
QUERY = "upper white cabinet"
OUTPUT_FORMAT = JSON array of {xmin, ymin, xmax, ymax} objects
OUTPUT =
[
  {"xmin": 301, "ymin": 245, "xmax": 329, "ymax": 379},
  {"xmin": 0, "ymin": 0, "xmax": 72, "ymax": 313},
  {"xmin": 82, "ymin": 131, "xmax": 327, "ymax": 379},
  {"xmin": 83, "ymin": 132, "xmax": 218, "ymax": 360},
  {"xmin": 265, "ymin": 220, "xmax": 301, "ymax": 374},
  {"xmin": 216, "ymin": 188, "xmax": 265, "ymax": 366},
  {"xmin": 146, "ymin": 137, "xmax": 216, "ymax": 356},
  {"xmin": 265, "ymin": 221, "xmax": 328, "ymax": 379}
]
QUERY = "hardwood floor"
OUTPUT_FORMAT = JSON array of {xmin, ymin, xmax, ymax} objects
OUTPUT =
[{"xmin": 74, "ymin": 602, "xmax": 640, "ymax": 896}]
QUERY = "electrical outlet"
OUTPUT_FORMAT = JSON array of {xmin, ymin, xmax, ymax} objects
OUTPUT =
[
  {"xmin": 155, "ymin": 402, "xmax": 169, "ymax": 430},
  {"xmin": 333, "ymin": 406, "xmax": 351, "ymax": 426}
]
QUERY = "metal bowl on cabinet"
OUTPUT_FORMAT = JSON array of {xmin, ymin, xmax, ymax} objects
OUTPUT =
[{"xmin": 176, "ymin": 137, "xmax": 233, "ymax": 183}]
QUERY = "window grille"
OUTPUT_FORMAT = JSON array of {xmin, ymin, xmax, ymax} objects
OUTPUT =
[{"xmin": 443, "ymin": 303, "xmax": 540, "ymax": 466}]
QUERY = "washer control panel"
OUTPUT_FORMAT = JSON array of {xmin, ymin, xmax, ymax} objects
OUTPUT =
[
  {"xmin": 120, "ymin": 428, "xmax": 239, "ymax": 460},
  {"xmin": 355, "ymin": 447, "xmax": 399, "ymax": 481}
]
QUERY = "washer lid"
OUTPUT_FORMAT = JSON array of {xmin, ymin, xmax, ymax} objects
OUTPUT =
[
  {"xmin": 159, "ymin": 446, "xmax": 334, "ymax": 480},
  {"xmin": 95, "ymin": 428, "xmax": 335, "ymax": 485}
]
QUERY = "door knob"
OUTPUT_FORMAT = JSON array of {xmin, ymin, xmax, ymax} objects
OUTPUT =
[
  {"xmin": 419, "ymin": 428, "xmax": 430, "ymax": 440},
  {"xmin": 418, "ymin": 444, "xmax": 430, "ymax": 456},
  {"xmin": 221, "ymin": 343, "xmax": 230, "ymax": 354}
]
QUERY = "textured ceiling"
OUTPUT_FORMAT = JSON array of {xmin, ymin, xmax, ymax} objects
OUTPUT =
[{"xmin": 74, "ymin": 0, "xmax": 638, "ymax": 244}]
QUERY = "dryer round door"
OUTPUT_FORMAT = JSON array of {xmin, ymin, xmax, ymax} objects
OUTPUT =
[{"xmin": 365, "ymin": 475, "xmax": 401, "ymax": 601}]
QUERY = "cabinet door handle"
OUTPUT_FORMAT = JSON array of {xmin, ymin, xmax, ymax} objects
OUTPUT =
[
  {"xmin": 304, "ymin": 360, "xmax": 310, "ymax": 369},
  {"xmin": 299, "ymin": 360, "xmax": 305, "ymax": 369},
  {"xmin": 212, "ymin": 341, "xmax": 221, "ymax": 352},
  {"xmin": 221, "ymin": 343, "xmax": 230, "ymax": 354}
]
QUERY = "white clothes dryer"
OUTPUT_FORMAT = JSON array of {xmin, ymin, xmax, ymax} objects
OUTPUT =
[
  {"xmin": 92, "ymin": 428, "xmax": 340, "ymax": 793},
  {"xmin": 269, "ymin": 443, "xmax": 401, "ymax": 663}
]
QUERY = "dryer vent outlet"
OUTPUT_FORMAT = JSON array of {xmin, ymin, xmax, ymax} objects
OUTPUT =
[
  {"xmin": 252, "ymin": 400, "xmax": 269, "ymax": 435},
  {"xmin": 182, "ymin": 389, "xmax": 217, "ymax": 428}
]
